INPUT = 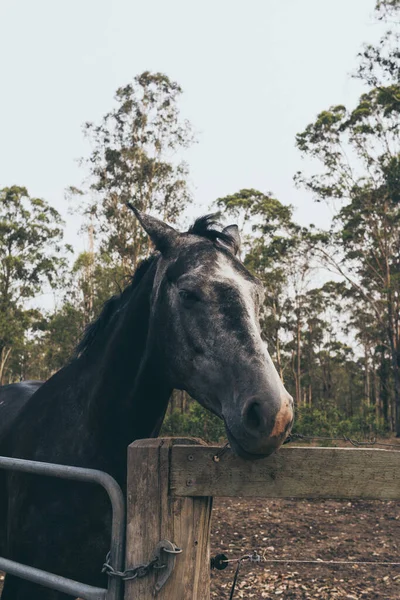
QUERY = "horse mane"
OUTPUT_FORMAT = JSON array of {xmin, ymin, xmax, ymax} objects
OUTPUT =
[
  {"xmin": 75, "ymin": 255, "xmax": 157, "ymax": 358},
  {"xmin": 75, "ymin": 214, "xmax": 237, "ymax": 358},
  {"xmin": 188, "ymin": 214, "xmax": 239, "ymax": 254}
]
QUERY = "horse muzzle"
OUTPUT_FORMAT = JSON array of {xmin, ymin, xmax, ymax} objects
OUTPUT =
[{"xmin": 224, "ymin": 393, "xmax": 294, "ymax": 459}]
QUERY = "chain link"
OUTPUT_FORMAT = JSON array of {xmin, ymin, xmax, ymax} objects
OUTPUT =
[
  {"xmin": 102, "ymin": 552, "xmax": 163, "ymax": 581},
  {"xmin": 102, "ymin": 541, "xmax": 182, "ymax": 584}
]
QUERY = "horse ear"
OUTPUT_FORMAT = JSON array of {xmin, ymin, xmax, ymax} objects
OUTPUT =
[
  {"xmin": 127, "ymin": 203, "xmax": 179, "ymax": 253},
  {"xmin": 222, "ymin": 224, "xmax": 241, "ymax": 256}
]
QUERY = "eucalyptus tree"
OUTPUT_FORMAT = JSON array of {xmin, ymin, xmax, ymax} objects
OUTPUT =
[
  {"xmin": 296, "ymin": 60, "xmax": 400, "ymax": 434},
  {"xmin": 375, "ymin": 0, "xmax": 400, "ymax": 19},
  {"xmin": 83, "ymin": 71, "xmax": 194, "ymax": 274},
  {"xmin": 0, "ymin": 186, "xmax": 66, "ymax": 382}
]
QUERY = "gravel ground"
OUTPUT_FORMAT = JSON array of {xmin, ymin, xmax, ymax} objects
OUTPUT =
[{"xmin": 210, "ymin": 496, "xmax": 400, "ymax": 599}]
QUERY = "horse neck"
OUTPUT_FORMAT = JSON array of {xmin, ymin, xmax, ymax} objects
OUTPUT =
[{"xmin": 80, "ymin": 261, "xmax": 172, "ymax": 473}]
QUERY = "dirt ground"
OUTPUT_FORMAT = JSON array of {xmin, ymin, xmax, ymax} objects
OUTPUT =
[{"xmin": 210, "ymin": 497, "xmax": 400, "ymax": 599}]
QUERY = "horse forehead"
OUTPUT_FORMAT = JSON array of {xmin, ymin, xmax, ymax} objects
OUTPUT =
[
  {"xmin": 213, "ymin": 254, "xmax": 255, "ymax": 299},
  {"xmin": 166, "ymin": 243, "xmax": 258, "ymax": 299},
  {"xmin": 166, "ymin": 241, "xmax": 216, "ymax": 278}
]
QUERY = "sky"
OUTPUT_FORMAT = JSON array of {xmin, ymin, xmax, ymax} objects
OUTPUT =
[{"xmin": 0, "ymin": 0, "xmax": 386, "ymax": 258}]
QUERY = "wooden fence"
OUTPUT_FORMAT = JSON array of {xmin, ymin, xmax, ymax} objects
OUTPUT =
[{"xmin": 124, "ymin": 438, "xmax": 400, "ymax": 600}]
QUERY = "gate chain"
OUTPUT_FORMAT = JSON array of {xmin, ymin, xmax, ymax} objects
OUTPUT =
[
  {"xmin": 102, "ymin": 551, "xmax": 161, "ymax": 581},
  {"xmin": 102, "ymin": 540, "xmax": 182, "ymax": 585}
]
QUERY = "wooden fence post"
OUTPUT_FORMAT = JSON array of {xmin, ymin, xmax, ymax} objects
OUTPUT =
[{"xmin": 124, "ymin": 438, "xmax": 213, "ymax": 600}]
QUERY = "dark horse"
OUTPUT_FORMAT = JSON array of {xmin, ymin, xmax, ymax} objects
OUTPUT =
[{"xmin": 0, "ymin": 210, "xmax": 293, "ymax": 599}]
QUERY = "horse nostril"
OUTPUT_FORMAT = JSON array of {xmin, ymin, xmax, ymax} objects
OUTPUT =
[
  {"xmin": 244, "ymin": 401, "xmax": 267, "ymax": 433},
  {"xmin": 247, "ymin": 402, "xmax": 261, "ymax": 429}
]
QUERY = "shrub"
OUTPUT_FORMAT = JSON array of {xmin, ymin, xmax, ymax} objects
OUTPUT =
[
  {"xmin": 292, "ymin": 404, "xmax": 387, "ymax": 440},
  {"xmin": 161, "ymin": 402, "xmax": 226, "ymax": 443}
]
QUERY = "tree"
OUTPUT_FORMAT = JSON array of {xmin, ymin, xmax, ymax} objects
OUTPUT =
[
  {"xmin": 295, "ymin": 66, "xmax": 400, "ymax": 434},
  {"xmin": 356, "ymin": 0, "xmax": 399, "ymax": 101},
  {"xmin": 0, "ymin": 186, "xmax": 67, "ymax": 382},
  {"xmin": 83, "ymin": 71, "xmax": 194, "ymax": 275},
  {"xmin": 375, "ymin": 0, "xmax": 400, "ymax": 20},
  {"xmin": 68, "ymin": 251, "xmax": 124, "ymax": 326}
]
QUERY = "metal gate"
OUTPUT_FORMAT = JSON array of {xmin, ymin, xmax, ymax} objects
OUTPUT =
[{"xmin": 0, "ymin": 456, "xmax": 125, "ymax": 600}]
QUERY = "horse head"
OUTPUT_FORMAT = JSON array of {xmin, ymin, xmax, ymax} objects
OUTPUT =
[{"xmin": 131, "ymin": 206, "xmax": 294, "ymax": 459}]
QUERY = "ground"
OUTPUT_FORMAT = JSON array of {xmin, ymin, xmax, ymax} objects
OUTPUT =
[{"xmin": 210, "ymin": 497, "xmax": 400, "ymax": 599}]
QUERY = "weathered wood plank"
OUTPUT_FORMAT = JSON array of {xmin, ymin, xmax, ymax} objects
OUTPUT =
[
  {"xmin": 170, "ymin": 446, "xmax": 400, "ymax": 500},
  {"xmin": 124, "ymin": 438, "xmax": 213, "ymax": 600}
]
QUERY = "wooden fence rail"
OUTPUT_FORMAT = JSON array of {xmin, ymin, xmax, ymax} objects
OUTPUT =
[{"xmin": 124, "ymin": 438, "xmax": 400, "ymax": 600}]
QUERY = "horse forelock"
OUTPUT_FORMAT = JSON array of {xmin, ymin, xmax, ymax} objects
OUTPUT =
[{"xmin": 188, "ymin": 213, "xmax": 239, "ymax": 254}]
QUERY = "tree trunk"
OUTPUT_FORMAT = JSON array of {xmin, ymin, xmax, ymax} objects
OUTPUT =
[
  {"xmin": 364, "ymin": 341, "xmax": 371, "ymax": 412},
  {"xmin": 272, "ymin": 300, "xmax": 284, "ymax": 381},
  {"xmin": 295, "ymin": 305, "xmax": 302, "ymax": 406},
  {"xmin": 373, "ymin": 367, "xmax": 380, "ymax": 422},
  {"xmin": 291, "ymin": 350, "xmax": 299, "ymax": 407},
  {"xmin": 348, "ymin": 367, "xmax": 354, "ymax": 419},
  {"xmin": 276, "ymin": 331, "xmax": 283, "ymax": 381},
  {"xmin": 0, "ymin": 346, "xmax": 12, "ymax": 384},
  {"xmin": 387, "ymin": 296, "xmax": 400, "ymax": 436},
  {"xmin": 389, "ymin": 343, "xmax": 400, "ymax": 436},
  {"xmin": 308, "ymin": 322, "xmax": 313, "ymax": 408}
]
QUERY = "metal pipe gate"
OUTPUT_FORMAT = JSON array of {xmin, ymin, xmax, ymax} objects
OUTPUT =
[{"xmin": 0, "ymin": 455, "xmax": 125, "ymax": 600}]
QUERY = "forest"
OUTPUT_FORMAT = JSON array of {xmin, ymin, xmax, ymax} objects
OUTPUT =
[{"xmin": 1, "ymin": 0, "xmax": 399, "ymax": 439}]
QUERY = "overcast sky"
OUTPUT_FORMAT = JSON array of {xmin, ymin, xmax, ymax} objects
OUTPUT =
[{"xmin": 0, "ymin": 0, "xmax": 385, "ymax": 256}]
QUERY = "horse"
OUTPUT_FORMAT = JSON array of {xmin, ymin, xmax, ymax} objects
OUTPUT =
[
  {"xmin": 0, "ymin": 209, "xmax": 294, "ymax": 599},
  {"xmin": 0, "ymin": 382, "xmax": 42, "ymax": 443}
]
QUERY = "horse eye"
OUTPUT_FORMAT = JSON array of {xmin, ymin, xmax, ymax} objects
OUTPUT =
[{"xmin": 179, "ymin": 289, "xmax": 199, "ymax": 307}]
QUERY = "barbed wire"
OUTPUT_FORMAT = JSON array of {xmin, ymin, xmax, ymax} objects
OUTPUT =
[
  {"xmin": 212, "ymin": 551, "xmax": 400, "ymax": 567},
  {"xmin": 211, "ymin": 550, "xmax": 400, "ymax": 600}
]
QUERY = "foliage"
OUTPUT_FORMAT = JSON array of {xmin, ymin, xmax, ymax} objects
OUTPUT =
[
  {"xmin": 375, "ymin": 0, "xmax": 400, "ymax": 20},
  {"xmin": 295, "ymin": 31, "xmax": 400, "ymax": 434},
  {"xmin": 292, "ymin": 405, "xmax": 387, "ymax": 439},
  {"xmin": 0, "ymin": 186, "xmax": 67, "ymax": 382},
  {"xmin": 161, "ymin": 401, "xmax": 226, "ymax": 443},
  {"xmin": 83, "ymin": 71, "xmax": 194, "ymax": 274},
  {"xmin": 216, "ymin": 188, "xmax": 293, "ymax": 234}
]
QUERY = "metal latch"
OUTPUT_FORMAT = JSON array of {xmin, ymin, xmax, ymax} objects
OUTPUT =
[{"xmin": 153, "ymin": 539, "xmax": 182, "ymax": 594}]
